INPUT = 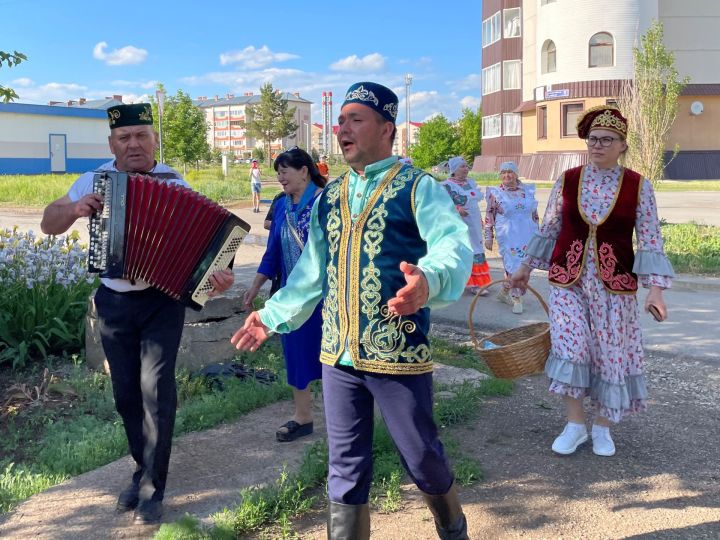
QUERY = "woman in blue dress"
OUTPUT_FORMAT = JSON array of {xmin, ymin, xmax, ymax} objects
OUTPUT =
[{"xmin": 243, "ymin": 147, "xmax": 326, "ymax": 442}]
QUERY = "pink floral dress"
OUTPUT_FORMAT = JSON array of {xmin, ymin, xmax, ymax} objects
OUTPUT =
[{"xmin": 525, "ymin": 165, "xmax": 674, "ymax": 423}]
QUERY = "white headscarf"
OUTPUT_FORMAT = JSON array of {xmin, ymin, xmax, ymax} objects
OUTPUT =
[
  {"xmin": 499, "ymin": 161, "xmax": 519, "ymax": 175},
  {"xmin": 448, "ymin": 156, "xmax": 467, "ymax": 175}
]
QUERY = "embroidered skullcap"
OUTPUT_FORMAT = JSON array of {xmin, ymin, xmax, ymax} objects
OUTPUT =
[
  {"xmin": 448, "ymin": 156, "xmax": 467, "ymax": 175},
  {"xmin": 107, "ymin": 103, "xmax": 153, "ymax": 129},
  {"xmin": 576, "ymin": 105, "xmax": 628, "ymax": 139},
  {"xmin": 342, "ymin": 82, "xmax": 399, "ymax": 124},
  {"xmin": 499, "ymin": 161, "xmax": 519, "ymax": 175}
]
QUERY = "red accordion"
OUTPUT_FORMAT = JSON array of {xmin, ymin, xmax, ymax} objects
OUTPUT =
[{"xmin": 88, "ymin": 171, "xmax": 250, "ymax": 309}]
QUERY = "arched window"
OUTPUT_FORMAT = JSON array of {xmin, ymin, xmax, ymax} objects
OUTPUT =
[
  {"xmin": 541, "ymin": 40, "xmax": 556, "ymax": 74},
  {"xmin": 589, "ymin": 32, "xmax": 614, "ymax": 67}
]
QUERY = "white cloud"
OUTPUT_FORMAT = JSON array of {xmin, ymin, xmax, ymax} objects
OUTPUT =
[
  {"xmin": 423, "ymin": 112, "xmax": 441, "ymax": 121},
  {"xmin": 409, "ymin": 90, "xmax": 439, "ymax": 107},
  {"xmin": 449, "ymin": 73, "xmax": 481, "ymax": 91},
  {"xmin": 219, "ymin": 45, "xmax": 299, "ymax": 69},
  {"xmin": 93, "ymin": 41, "xmax": 148, "ymax": 66},
  {"xmin": 11, "ymin": 78, "xmax": 33, "ymax": 87},
  {"xmin": 330, "ymin": 53, "xmax": 385, "ymax": 72},
  {"xmin": 111, "ymin": 79, "xmax": 159, "ymax": 90},
  {"xmin": 460, "ymin": 95, "xmax": 481, "ymax": 109}
]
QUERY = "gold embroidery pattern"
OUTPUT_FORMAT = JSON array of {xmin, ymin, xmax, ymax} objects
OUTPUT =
[
  {"xmin": 549, "ymin": 239, "xmax": 584, "ymax": 284},
  {"xmin": 590, "ymin": 109, "xmax": 627, "ymax": 135},
  {"xmin": 359, "ymin": 168, "xmax": 431, "ymax": 367},
  {"xmin": 597, "ymin": 242, "xmax": 637, "ymax": 290},
  {"xmin": 320, "ymin": 181, "xmax": 342, "ymax": 354}
]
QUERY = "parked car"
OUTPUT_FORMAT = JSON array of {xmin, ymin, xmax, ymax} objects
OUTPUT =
[{"xmin": 432, "ymin": 160, "xmax": 449, "ymax": 175}]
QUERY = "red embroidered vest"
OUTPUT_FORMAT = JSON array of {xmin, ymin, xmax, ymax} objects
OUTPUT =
[{"xmin": 548, "ymin": 166, "xmax": 641, "ymax": 294}]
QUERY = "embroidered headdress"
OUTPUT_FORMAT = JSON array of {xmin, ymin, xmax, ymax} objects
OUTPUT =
[
  {"xmin": 107, "ymin": 103, "xmax": 154, "ymax": 129},
  {"xmin": 342, "ymin": 81, "xmax": 399, "ymax": 124},
  {"xmin": 576, "ymin": 105, "xmax": 628, "ymax": 139}
]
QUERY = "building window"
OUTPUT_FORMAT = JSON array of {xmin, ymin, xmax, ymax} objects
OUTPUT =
[
  {"xmin": 503, "ymin": 113, "xmax": 521, "ymax": 136},
  {"xmin": 541, "ymin": 40, "xmax": 556, "ymax": 74},
  {"xmin": 541, "ymin": 0, "xmax": 556, "ymax": 4},
  {"xmin": 538, "ymin": 106, "xmax": 547, "ymax": 139},
  {"xmin": 503, "ymin": 8, "xmax": 521, "ymax": 38},
  {"xmin": 589, "ymin": 32, "xmax": 614, "ymax": 67},
  {"xmin": 562, "ymin": 103, "xmax": 584, "ymax": 137},
  {"xmin": 503, "ymin": 60, "xmax": 522, "ymax": 90},
  {"xmin": 482, "ymin": 114, "xmax": 501, "ymax": 139},
  {"xmin": 606, "ymin": 99, "xmax": 619, "ymax": 108},
  {"xmin": 482, "ymin": 12, "xmax": 501, "ymax": 48},
  {"xmin": 482, "ymin": 62, "xmax": 501, "ymax": 96}
]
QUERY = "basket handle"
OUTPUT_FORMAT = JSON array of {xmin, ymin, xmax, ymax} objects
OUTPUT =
[{"xmin": 467, "ymin": 279, "xmax": 549, "ymax": 353}]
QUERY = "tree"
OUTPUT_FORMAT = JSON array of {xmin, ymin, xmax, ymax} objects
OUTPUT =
[
  {"xmin": 617, "ymin": 20, "xmax": 688, "ymax": 186},
  {"xmin": 242, "ymin": 83, "xmax": 298, "ymax": 165},
  {"xmin": 156, "ymin": 89, "xmax": 210, "ymax": 173},
  {"xmin": 409, "ymin": 114, "xmax": 459, "ymax": 169},
  {"xmin": 456, "ymin": 107, "xmax": 482, "ymax": 165},
  {"xmin": 0, "ymin": 50, "xmax": 27, "ymax": 103}
]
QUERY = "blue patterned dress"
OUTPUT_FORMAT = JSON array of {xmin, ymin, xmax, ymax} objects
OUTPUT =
[{"xmin": 257, "ymin": 189, "xmax": 323, "ymax": 390}]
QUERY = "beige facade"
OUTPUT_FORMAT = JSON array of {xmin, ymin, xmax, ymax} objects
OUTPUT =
[
  {"xmin": 195, "ymin": 92, "xmax": 312, "ymax": 158},
  {"xmin": 479, "ymin": 0, "xmax": 720, "ymax": 180},
  {"xmin": 393, "ymin": 122, "xmax": 423, "ymax": 157}
]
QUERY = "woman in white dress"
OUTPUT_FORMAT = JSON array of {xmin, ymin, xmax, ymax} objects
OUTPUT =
[
  {"xmin": 440, "ymin": 156, "xmax": 492, "ymax": 295},
  {"xmin": 484, "ymin": 161, "xmax": 539, "ymax": 314},
  {"xmin": 511, "ymin": 106, "xmax": 674, "ymax": 457}
]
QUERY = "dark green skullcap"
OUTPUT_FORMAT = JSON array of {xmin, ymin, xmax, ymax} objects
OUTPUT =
[{"xmin": 107, "ymin": 103, "xmax": 154, "ymax": 129}]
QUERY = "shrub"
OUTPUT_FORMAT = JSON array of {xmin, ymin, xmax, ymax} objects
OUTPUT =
[{"xmin": 0, "ymin": 228, "xmax": 97, "ymax": 368}]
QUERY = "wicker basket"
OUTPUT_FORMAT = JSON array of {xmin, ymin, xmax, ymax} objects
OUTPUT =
[{"xmin": 467, "ymin": 279, "xmax": 551, "ymax": 379}]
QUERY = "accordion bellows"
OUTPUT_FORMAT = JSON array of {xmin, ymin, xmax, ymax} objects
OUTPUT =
[{"xmin": 88, "ymin": 172, "xmax": 250, "ymax": 309}]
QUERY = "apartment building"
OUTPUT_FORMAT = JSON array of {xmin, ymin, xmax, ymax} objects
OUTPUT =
[
  {"xmin": 194, "ymin": 91, "xmax": 312, "ymax": 159},
  {"xmin": 477, "ymin": 0, "xmax": 720, "ymax": 180},
  {"xmin": 393, "ymin": 121, "xmax": 424, "ymax": 157}
]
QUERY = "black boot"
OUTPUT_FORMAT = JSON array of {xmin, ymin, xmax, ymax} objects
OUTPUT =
[
  {"xmin": 327, "ymin": 501, "xmax": 370, "ymax": 540},
  {"xmin": 422, "ymin": 483, "xmax": 469, "ymax": 540},
  {"xmin": 115, "ymin": 483, "xmax": 140, "ymax": 512}
]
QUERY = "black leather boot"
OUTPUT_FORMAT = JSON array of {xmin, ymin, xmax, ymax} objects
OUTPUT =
[
  {"xmin": 422, "ymin": 483, "xmax": 469, "ymax": 540},
  {"xmin": 327, "ymin": 501, "xmax": 370, "ymax": 540}
]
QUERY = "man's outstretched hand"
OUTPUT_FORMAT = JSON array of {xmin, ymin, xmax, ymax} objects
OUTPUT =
[
  {"xmin": 387, "ymin": 261, "xmax": 429, "ymax": 316},
  {"xmin": 230, "ymin": 311, "xmax": 270, "ymax": 352}
]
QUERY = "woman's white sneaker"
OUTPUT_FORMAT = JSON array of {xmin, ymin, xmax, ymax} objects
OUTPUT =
[
  {"xmin": 591, "ymin": 425, "xmax": 616, "ymax": 456},
  {"xmin": 551, "ymin": 423, "xmax": 588, "ymax": 455}
]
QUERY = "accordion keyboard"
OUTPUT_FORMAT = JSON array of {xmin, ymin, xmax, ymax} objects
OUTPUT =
[{"xmin": 88, "ymin": 174, "xmax": 112, "ymax": 272}]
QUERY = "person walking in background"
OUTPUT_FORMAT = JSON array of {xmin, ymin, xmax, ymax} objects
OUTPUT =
[
  {"xmin": 231, "ymin": 82, "xmax": 472, "ymax": 540},
  {"xmin": 511, "ymin": 105, "xmax": 674, "ymax": 457},
  {"xmin": 40, "ymin": 104, "xmax": 234, "ymax": 524},
  {"xmin": 316, "ymin": 154, "xmax": 330, "ymax": 182},
  {"xmin": 484, "ymin": 161, "xmax": 539, "ymax": 314},
  {"xmin": 242, "ymin": 147, "xmax": 326, "ymax": 442},
  {"xmin": 441, "ymin": 156, "xmax": 492, "ymax": 296},
  {"xmin": 249, "ymin": 159, "xmax": 262, "ymax": 213}
]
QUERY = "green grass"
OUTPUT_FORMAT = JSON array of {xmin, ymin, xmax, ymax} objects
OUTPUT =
[
  {"xmin": 154, "ymin": 357, "xmax": 513, "ymax": 539},
  {"xmin": 0, "ymin": 340, "xmax": 289, "ymax": 514},
  {"xmin": 662, "ymin": 222, "xmax": 720, "ymax": 275}
]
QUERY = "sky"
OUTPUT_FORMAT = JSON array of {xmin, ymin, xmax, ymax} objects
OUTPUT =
[{"xmin": 1, "ymin": 0, "xmax": 482, "ymax": 125}]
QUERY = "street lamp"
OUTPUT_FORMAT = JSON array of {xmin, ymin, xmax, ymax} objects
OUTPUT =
[
  {"xmin": 404, "ymin": 74, "xmax": 413, "ymax": 156},
  {"xmin": 155, "ymin": 89, "xmax": 165, "ymax": 163}
]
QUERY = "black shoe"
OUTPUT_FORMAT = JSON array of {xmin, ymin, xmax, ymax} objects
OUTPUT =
[
  {"xmin": 133, "ymin": 498, "xmax": 163, "ymax": 524},
  {"xmin": 276, "ymin": 420, "xmax": 313, "ymax": 442},
  {"xmin": 116, "ymin": 483, "xmax": 140, "ymax": 512}
]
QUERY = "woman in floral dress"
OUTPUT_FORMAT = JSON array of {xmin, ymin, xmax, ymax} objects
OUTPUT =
[
  {"xmin": 441, "ymin": 156, "xmax": 492, "ymax": 295},
  {"xmin": 511, "ymin": 106, "xmax": 674, "ymax": 457},
  {"xmin": 484, "ymin": 161, "xmax": 539, "ymax": 314}
]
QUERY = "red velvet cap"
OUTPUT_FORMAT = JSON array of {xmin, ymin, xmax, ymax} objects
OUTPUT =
[{"xmin": 576, "ymin": 105, "xmax": 627, "ymax": 139}]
